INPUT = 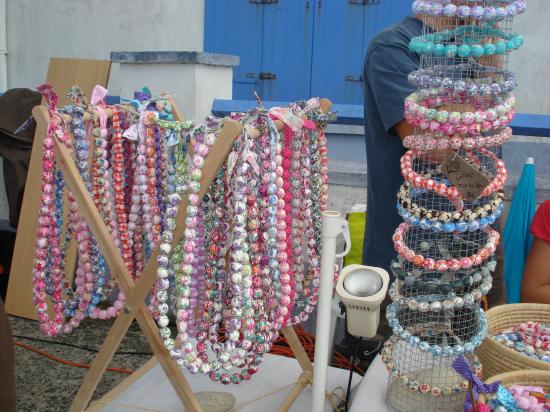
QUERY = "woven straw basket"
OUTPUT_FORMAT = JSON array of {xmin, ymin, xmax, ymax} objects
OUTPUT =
[
  {"xmin": 478, "ymin": 370, "xmax": 550, "ymax": 403},
  {"xmin": 476, "ymin": 303, "xmax": 550, "ymax": 379}
]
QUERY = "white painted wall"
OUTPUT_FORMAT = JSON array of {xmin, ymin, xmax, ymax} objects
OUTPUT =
[
  {"xmin": 509, "ymin": 0, "xmax": 550, "ymax": 115},
  {"xmin": 6, "ymin": 0, "xmax": 205, "ymax": 89},
  {"xmin": 110, "ymin": 62, "xmax": 233, "ymax": 121}
]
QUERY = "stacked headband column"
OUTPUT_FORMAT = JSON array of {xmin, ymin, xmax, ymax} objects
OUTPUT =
[{"xmin": 385, "ymin": 2, "xmax": 526, "ymax": 411}]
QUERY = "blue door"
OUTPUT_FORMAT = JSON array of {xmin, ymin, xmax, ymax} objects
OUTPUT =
[
  {"xmin": 260, "ymin": 1, "xmax": 314, "ymax": 101},
  {"xmin": 204, "ymin": 1, "xmax": 265, "ymax": 99},
  {"xmin": 204, "ymin": 0, "xmax": 413, "ymax": 104}
]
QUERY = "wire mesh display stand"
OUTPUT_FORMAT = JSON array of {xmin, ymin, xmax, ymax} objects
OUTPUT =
[
  {"xmin": 386, "ymin": 2, "xmax": 520, "ymax": 411},
  {"xmin": 32, "ymin": 95, "xmax": 333, "ymax": 412}
]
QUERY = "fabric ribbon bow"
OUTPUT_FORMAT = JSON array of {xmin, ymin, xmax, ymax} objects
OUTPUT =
[
  {"xmin": 269, "ymin": 107, "xmax": 309, "ymax": 131},
  {"xmin": 452, "ymin": 356, "xmax": 500, "ymax": 412},
  {"xmin": 90, "ymin": 85, "xmax": 108, "ymax": 106}
]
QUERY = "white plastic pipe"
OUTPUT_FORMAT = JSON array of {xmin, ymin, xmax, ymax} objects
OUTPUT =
[{"xmin": 312, "ymin": 210, "xmax": 350, "ymax": 412}]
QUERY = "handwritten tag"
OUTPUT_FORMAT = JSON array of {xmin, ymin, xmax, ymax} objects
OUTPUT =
[{"xmin": 441, "ymin": 152, "xmax": 490, "ymax": 201}]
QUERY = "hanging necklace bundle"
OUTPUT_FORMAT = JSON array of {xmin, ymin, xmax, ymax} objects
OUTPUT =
[
  {"xmin": 151, "ymin": 101, "xmax": 331, "ymax": 384},
  {"xmin": 31, "ymin": 83, "xmax": 332, "ymax": 387}
]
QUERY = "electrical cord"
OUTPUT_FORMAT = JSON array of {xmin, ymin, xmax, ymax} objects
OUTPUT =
[
  {"xmin": 344, "ymin": 336, "xmax": 362, "ymax": 412},
  {"xmin": 12, "ymin": 334, "xmax": 153, "ymax": 355},
  {"xmin": 14, "ymin": 341, "xmax": 133, "ymax": 374}
]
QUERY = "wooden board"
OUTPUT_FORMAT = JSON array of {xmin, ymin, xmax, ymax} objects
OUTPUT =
[
  {"xmin": 46, "ymin": 58, "xmax": 111, "ymax": 107},
  {"xmin": 5, "ymin": 58, "xmax": 111, "ymax": 319}
]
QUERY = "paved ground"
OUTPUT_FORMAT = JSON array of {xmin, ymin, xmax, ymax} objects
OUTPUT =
[{"xmin": 10, "ymin": 316, "xmax": 150, "ymax": 412}]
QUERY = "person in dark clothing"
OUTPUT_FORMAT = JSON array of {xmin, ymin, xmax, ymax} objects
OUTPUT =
[{"xmin": 362, "ymin": 16, "xmax": 423, "ymax": 275}]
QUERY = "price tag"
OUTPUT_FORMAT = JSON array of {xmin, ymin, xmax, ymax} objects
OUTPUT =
[{"xmin": 441, "ymin": 152, "xmax": 491, "ymax": 201}]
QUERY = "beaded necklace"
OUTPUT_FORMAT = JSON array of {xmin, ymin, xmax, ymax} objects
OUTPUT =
[
  {"xmin": 269, "ymin": 113, "xmax": 294, "ymax": 327},
  {"xmin": 111, "ymin": 107, "xmax": 134, "ymax": 274},
  {"xmin": 156, "ymin": 121, "xmax": 223, "ymax": 373},
  {"xmin": 65, "ymin": 104, "xmax": 100, "ymax": 324},
  {"xmin": 34, "ymin": 85, "xmax": 95, "ymax": 335},
  {"xmin": 288, "ymin": 105, "xmax": 329, "ymax": 326},
  {"xmin": 129, "ymin": 107, "xmax": 149, "ymax": 277}
]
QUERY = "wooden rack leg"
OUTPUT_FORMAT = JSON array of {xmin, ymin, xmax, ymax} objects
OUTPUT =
[
  {"xmin": 277, "ymin": 372, "xmax": 312, "ymax": 412},
  {"xmin": 276, "ymin": 327, "xmax": 315, "ymax": 412},
  {"xmin": 282, "ymin": 327, "xmax": 313, "ymax": 374}
]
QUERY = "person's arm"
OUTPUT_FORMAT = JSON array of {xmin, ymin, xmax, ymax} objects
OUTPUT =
[
  {"xmin": 393, "ymin": 119, "xmax": 414, "ymax": 140},
  {"xmin": 366, "ymin": 47, "xmax": 449, "ymax": 162},
  {"xmin": 521, "ymin": 237, "xmax": 550, "ymax": 304}
]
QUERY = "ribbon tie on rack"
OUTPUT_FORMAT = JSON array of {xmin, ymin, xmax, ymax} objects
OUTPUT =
[
  {"xmin": 37, "ymin": 83, "xmax": 58, "ymax": 113},
  {"xmin": 452, "ymin": 356, "xmax": 500, "ymax": 412},
  {"xmin": 91, "ymin": 85, "xmax": 108, "ymax": 106},
  {"xmin": 165, "ymin": 129, "xmax": 179, "ymax": 147},
  {"xmin": 269, "ymin": 107, "xmax": 305, "ymax": 132},
  {"xmin": 226, "ymin": 132, "xmax": 259, "ymax": 185}
]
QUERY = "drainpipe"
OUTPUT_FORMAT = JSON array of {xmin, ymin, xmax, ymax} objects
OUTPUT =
[{"xmin": 0, "ymin": 0, "xmax": 7, "ymax": 91}]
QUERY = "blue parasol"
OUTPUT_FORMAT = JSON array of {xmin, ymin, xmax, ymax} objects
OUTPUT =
[{"xmin": 503, "ymin": 157, "xmax": 537, "ymax": 303}]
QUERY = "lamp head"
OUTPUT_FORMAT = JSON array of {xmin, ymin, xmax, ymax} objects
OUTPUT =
[
  {"xmin": 343, "ymin": 267, "xmax": 383, "ymax": 297},
  {"xmin": 336, "ymin": 265, "xmax": 389, "ymax": 339}
]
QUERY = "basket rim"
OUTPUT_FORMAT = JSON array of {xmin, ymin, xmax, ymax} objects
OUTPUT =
[
  {"xmin": 485, "ymin": 369, "xmax": 550, "ymax": 384},
  {"xmin": 485, "ymin": 302, "xmax": 550, "ymax": 318}
]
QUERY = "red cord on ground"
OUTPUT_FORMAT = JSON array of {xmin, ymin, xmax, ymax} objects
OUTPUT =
[
  {"xmin": 270, "ymin": 326, "xmax": 365, "ymax": 375},
  {"xmin": 14, "ymin": 341, "xmax": 133, "ymax": 374},
  {"xmin": 14, "ymin": 327, "xmax": 365, "ymax": 376}
]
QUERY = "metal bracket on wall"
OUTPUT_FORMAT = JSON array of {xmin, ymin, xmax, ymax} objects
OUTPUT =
[
  {"xmin": 249, "ymin": 0, "xmax": 278, "ymax": 4},
  {"xmin": 259, "ymin": 72, "xmax": 276, "ymax": 80},
  {"xmin": 349, "ymin": 0, "xmax": 380, "ymax": 4}
]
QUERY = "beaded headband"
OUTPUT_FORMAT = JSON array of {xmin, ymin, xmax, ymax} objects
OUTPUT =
[
  {"xmin": 381, "ymin": 336, "xmax": 483, "ymax": 397},
  {"xmin": 393, "ymin": 222, "xmax": 500, "ymax": 272},
  {"xmin": 402, "ymin": 127, "xmax": 512, "ymax": 151},
  {"xmin": 409, "ymin": 24, "xmax": 524, "ymax": 58},
  {"xmin": 408, "ymin": 64, "xmax": 518, "ymax": 97},
  {"xmin": 390, "ymin": 257, "xmax": 496, "ymax": 294},
  {"xmin": 389, "ymin": 274, "xmax": 492, "ymax": 312},
  {"xmin": 397, "ymin": 201, "xmax": 503, "ymax": 232},
  {"xmin": 401, "ymin": 148, "xmax": 507, "ymax": 207},
  {"xmin": 412, "ymin": 1, "xmax": 527, "ymax": 21},
  {"xmin": 386, "ymin": 303, "xmax": 489, "ymax": 355},
  {"xmin": 404, "ymin": 90, "xmax": 515, "ymax": 135},
  {"xmin": 397, "ymin": 182, "xmax": 504, "ymax": 225}
]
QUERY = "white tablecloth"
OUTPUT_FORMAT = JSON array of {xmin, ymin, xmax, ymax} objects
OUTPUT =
[
  {"xmin": 350, "ymin": 355, "xmax": 390, "ymax": 412},
  {"xmin": 91, "ymin": 353, "xmax": 361, "ymax": 412}
]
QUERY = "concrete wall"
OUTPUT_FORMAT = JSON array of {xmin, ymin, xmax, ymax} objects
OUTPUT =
[
  {"xmin": 6, "ymin": 0, "xmax": 205, "ymax": 89},
  {"xmin": 110, "ymin": 60, "xmax": 234, "ymax": 121},
  {"xmin": 509, "ymin": 0, "xmax": 550, "ymax": 115}
]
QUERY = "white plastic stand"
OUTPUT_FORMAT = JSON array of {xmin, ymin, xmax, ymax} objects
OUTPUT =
[{"xmin": 312, "ymin": 211, "xmax": 351, "ymax": 412}]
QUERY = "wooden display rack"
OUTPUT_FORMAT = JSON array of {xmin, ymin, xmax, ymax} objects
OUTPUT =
[{"xmin": 20, "ymin": 94, "xmax": 332, "ymax": 411}]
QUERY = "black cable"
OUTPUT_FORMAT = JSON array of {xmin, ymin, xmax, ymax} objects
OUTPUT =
[
  {"xmin": 12, "ymin": 334, "xmax": 153, "ymax": 356},
  {"xmin": 345, "ymin": 336, "xmax": 362, "ymax": 412}
]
